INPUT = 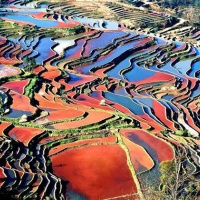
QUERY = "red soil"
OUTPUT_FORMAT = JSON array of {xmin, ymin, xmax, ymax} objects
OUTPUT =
[
  {"xmin": 95, "ymin": 84, "xmax": 107, "ymax": 91},
  {"xmin": 34, "ymin": 93, "xmax": 68, "ymax": 110},
  {"xmin": 21, "ymin": 49, "xmax": 32, "ymax": 57},
  {"xmin": 176, "ymin": 104, "xmax": 200, "ymax": 133},
  {"xmin": 55, "ymin": 21, "xmax": 80, "ymax": 28},
  {"xmin": 9, "ymin": 91, "xmax": 36, "ymax": 113},
  {"xmin": 51, "ymin": 144, "xmax": 137, "ymax": 199},
  {"xmin": 59, "ymin": 79, "xmax": 73, "ymax": 91},
  {"xmin": 173, "ymin": 43, "xmax": 187, "ymax": 52},
  {"xmin": 94, "ymin": 65, "xmax": 113, "ymax": 77},
  {"xmin": 47, "ymin": 109, "xmax": 83, "ymax": 120},
  {"xmin": 49, "ymin": 136, "xmax": 116, "ymax": 155},
  {"xmin": 76, "ymin": 94, "xmax": 114, "ymax": 111},
  {"xmin": 69, "ymin": 74, "xmax": 96, "ymax": 87},
  {"xmin": 41, "ymin": 70, "xmax": 61, "ymax": 80},
  {"xmin": 51, "ymin": 80, "xmax": 61, "ymax": 93},
  {"xmin": 32, "ymin": 65, "xmax": 45, "ymax": 75},
  {"xmin": 0, "ymin": 122, "xmax": 12, "ymax": 136},
  {"xmin": 133, "ymin": 72, "xmax": 174, "ymax": 86},
  {"xmin": 65, "ymin": 91, "xmax": 76, "ymax": 99},
  {"xmin": 0, "ymin": 167, "xmax": 6, "ymax": 179},
  {"xmin": 0, "ymin": 167, "xmax": 6, "ymax": 186},
  {"xmin": 8, "ymin": 126, "xmax": 44, "ymax": 146},
  {"xmin": 152, "ymin": 100, "xmax": 176, "ymax": 131},
  {"xmin": 39, "ymin": 136, "xmax": 65, "ymax": 145},
  {"xmin": 188, "ymin": 101, "xmax": 197, "ymax": 110},
  {"xmin": 188, "ymin": 77, "xmax": 199, "ymax": 90},
  {"xmin": 120, "ymin": 129, "xmax": 174, "ymax": 162},
  {"xmin": 30, "ymin": 12, "xmax": 46, "ymax": 19},
  {"xmin": 52, "ymin": 111, "xmax": 112, "ymax": 130},
  {"xmin": 122, "ymin": 136, "xmax": 154, "ymax": 173},
  {"xmin": 102, "ymin": 96, "xmax": 164, "ymax": 132},
  {"xmin": 1, "ymin": 79, "xmax": 28, "ymax": 94},
  {"xmin": 0, "ymin": 57, "xmax": 18, "ymax": 65},
  {"xmin": 35, "ymin": 109, "xmax": 84, "ymax": 124}
]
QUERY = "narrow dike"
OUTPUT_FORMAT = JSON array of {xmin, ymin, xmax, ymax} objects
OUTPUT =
[{"xmin": 113, "ymin": 130, "xmax": 144, "ymax": 200}]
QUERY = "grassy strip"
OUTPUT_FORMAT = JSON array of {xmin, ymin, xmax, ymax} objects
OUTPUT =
[
  {"xmin": 113, "ymin": 130, "xmax": 144, "ymax": 200},
  {"xmin": 23, "ymin": 77, "xmax": 39, "ymax": 99}
]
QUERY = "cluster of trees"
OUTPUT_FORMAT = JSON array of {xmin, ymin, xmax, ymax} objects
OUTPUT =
[
  {"xmin": 24, "ymin": 56, "xmax": 37, "ymax": 72},
  {"xmin": 134, "ymin": 148, "xmax": 200, "ymax": 200},
  {"xmin": 66, "ymin": 25, "xmax": 85, "ymax": 35},
  {"xmin": 133, "ymin": 15, "xmax": 178, "ymax": 32},
  {"xmin": 157, "ymin": 0, "xmax": 200, "ymax": 26},
  {"xmin": 161, "ymin": 0, "xmax": 200, "ymax": 8},
  {"xmin": 52, "ymin": 25, "xmax": 86, "ymax": 36}
]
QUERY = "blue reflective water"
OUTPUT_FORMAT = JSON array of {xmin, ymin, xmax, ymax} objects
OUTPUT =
[
  {"xmin": 188, "ymin": 58, "xmax": 200, "ymax": 77},
  {"xmin": 155, "ymin": 37, "xmax": 167, "ymax": 45},
  {"xmin": 68, "ymin": 73, "xmax": 82, "ymax": 84},
  {"xmin": 114, "ymin": 32, "xmax": 136, "ymax": 45},
  {"xmin": 28, "ymin": 37, "xmax": 55, "ymax": 64},
  {"xmin": 103, "ymin": 92, "xmax": 144, "ymax": 115},
  {"xmin": 106, "ymin": 54, "xmax": 134, "ymax": 80},
  {"xmin": 151, "ymin": 61, "xmax": 183, "ymax": 78},
  {"xmin": 174, "ymin": 58, "xmax": 193, "ymax": 75},
  {"xmin": 164, "ymin": 100, "xmax": 179, "ymax": 112},
  {"xmin": 159, "ymin": 99, "xmax": 172, "ymax": 111},
  {"xmin": 162, "ymin": 94, "xmax": 174, "ymax": 101},
  {"xmin": 4, "ymin": 109, "xmax": 32, "ymax": 118},
  {"xmin": 25, "ymin": 37, "xmax": 33, "ymax": 46},
  {"xmin": 127, "ymin": 132, "xmax": 161, "ymax": 183},
  {"xmin": 84, "ymin": 31, "xmax": 127, "ymax": 56},
  {"xmin": 113, "ymin": 87, "xmax": 128, "ymax": 96},
  {"xmin": 38, "ymin": 3, "xmax": 49, "ymax": 8},
  {"xmin": 79, "ymin": 39, "xmax": 144, "ymax": 74},
  {"xmin": 4, "ymin": 15, "xmax": 58, "ymax": 28},
  {"xmin": 143, "ymin": 105, "xmax": 161, "ymax": 123},
  {"xmin": 135, "ymin": 97, "xmax": 153, "ymax": 107},
  {"xmin": 195, "ymin": 48, "xmax": 200, "ymax": 55},
  {"xmin": 124, "ymin": 62, "xmax": 156, "ymax": 82},
  {"xmin": 175, "ymin": 41, "xmax": 184, "ymax": 48},
  {"xmin": 158, "ymin": 99, "xmax": 179, "ymax": 113},
  {"xmin": 19, "ymin": 35, "xmax": 28, "ymax": 50},
  {"xmin": 106, "ymin": 50, "xmax": 149, "ymax": 80}
]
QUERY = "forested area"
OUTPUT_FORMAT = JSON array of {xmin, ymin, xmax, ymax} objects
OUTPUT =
[{"xmin": 161, "ymin": 0, "xmax": 200, "ymax": 8}]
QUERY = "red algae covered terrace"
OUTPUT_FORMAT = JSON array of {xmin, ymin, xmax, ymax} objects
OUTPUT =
[
  {"xmin": 120, "ymin": 129, "xmax": 175, "ymax": 162},
  {"xmin": 9, "ymin": 91, "xmax": 36, "ymax": 113},
  {"xmin": 8, "ymin": 127, "xmax": 44, "ymax": 146},
  {"xmin": 1, "ymin": 79, "xmax": 29, "ymax": 94},
  {"xmin": 0, "ymin": 0, "xmax": 200, "ymax": 199},
  {"xmin": 49, "ymin": 135, "xmax": 116, "ymax": 155},
  {"xmin": 51, "ymin": 144, "xmax": 137, "ymax": 199},
  {"xmin": 122, "ymin": 135, "xmax": 154, "ymax": 173},
  {"xmin": 51, "ymin": 111, "xmax": 112, "ymax": 130},
  {"xmin": 34, "ymin": 109, "xmax": 84, "ymax": 125},
  {"xmin": 0, "ymin": 122, "xmax": 13, "ymax": 136}
]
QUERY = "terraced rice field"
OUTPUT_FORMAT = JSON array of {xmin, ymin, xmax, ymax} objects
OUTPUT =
[{"xmin": 0, "ymin": 0, "xmax": 199, "ymax": 199}]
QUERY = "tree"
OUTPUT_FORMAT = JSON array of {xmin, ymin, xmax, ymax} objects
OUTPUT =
[
  {"xmin": 31, "ymin": 57, "xmax": 36, "ymax": 69},
  {"xmin": 158, "ymin": 149, "xmax": 199, "ymax": 200},
  {"xmin": 24, "ymin": 56, "xmax": 29, "ymax": 66},
  {"xmin": 133, "ymin": 148, "xmax": 200, "ymax": 200}
]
